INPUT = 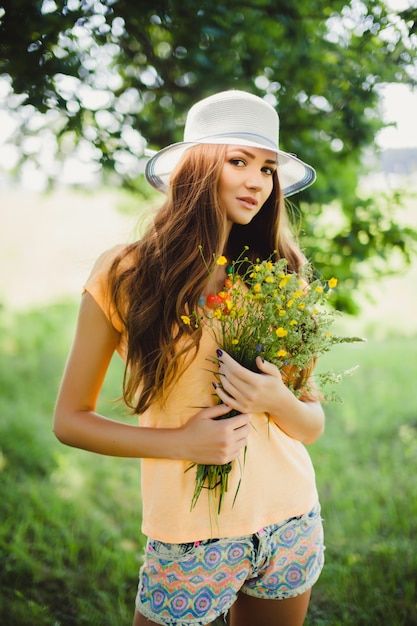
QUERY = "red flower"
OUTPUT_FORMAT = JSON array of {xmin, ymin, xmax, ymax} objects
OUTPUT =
[{"xmin": 206, "ymin": 293, "xmax": 223, "ymax": 309}]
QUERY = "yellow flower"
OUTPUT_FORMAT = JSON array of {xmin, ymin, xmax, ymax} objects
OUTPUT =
[
  {"xmin": 286, "ymin": 299, "xmax": 294, "ymax": 308},
  {"xmin": 254, "ymin": 283, "xmax": 261, "ymax": 293},
  {"xmin": 279, "ymin": 275, "xmax": 290, "ymax": 288},
  {"xmin": 266, "ymin": 261, "xmax": 273, "ymax": 269},
  {"xmin": 216, "ymin": 255, "xmax": 227, "ymax": 265},
  {"xmin": 265, "ymin": 276, "xmax": 274, "ymax": 283},
  {"xmin": 326, "ymin": 331, "xmax": 332, "ymax": 337},
  {"xmin": 328, "ymin": 277, "xmax": 338, "ymax": 289},
  {"xmin": 279, "ymin": 310, "xmax": 286, "ymax": 317},
  {"xmin": 180, "ymin": 315, "xmax": 191, "ymax": 325},
  {"xmin": 290, "ymin": 320, "xmax": 298, "ymax": 326},
  {"xmin": 313, "ymin": 308, "xmax": 318, "ymax": 315},
  {"xmin": 231, "ymin": 338, "xmax": 239, "ymax": 345},
  {"xmin": 293, "ymin": 290, "xmax": 304, "ymax": 299},
  {"xmin": 277, "ymin": 349, "xmax": 288, "ymax": 358},
  {"xmin": 276, "ymin": 327, "xmax": 288, "ymax": 338},
  {"xmin": 298, "ymin": 302, "xmax": 306, "ymax": 310},
  {"xmin": 213, "ymin": 309, "xmax": 222, "ymax": 319},
  {"xmin": 315, "ymin": 286, "xmax": 324, "ymax": 293}
]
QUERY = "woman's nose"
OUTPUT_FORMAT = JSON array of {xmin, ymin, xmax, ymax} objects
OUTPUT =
[{"xmin": 245, "ymin": 171, "xmax": 263, "ymax": 190}]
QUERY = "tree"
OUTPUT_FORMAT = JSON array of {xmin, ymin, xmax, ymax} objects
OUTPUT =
[{"xmin": 1, "ymin": 0, "xmax": 416, "ymax": 311}]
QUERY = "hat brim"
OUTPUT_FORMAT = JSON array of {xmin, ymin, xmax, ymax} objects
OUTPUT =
[{"xmin": 145, "ymin": 137, "xmax": 316, "ymax": 197}]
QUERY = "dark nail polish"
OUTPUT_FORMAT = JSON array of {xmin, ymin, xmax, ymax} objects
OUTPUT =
[
  {"xmin": 212, "ymin": 382, "xmax": 218, "ymax": 389},
  {"xmin": 216, "ymin": 349, "xmax": 223, "ymax": 357}
]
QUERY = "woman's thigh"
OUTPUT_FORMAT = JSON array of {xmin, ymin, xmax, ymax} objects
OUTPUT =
[{"xmin": 230, "ymin": 589, "xmax": 312, "ymax": 626}]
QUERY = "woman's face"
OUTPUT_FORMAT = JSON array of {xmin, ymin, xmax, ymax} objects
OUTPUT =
[{"xmin": 218, "ymin": 145, "xmax": 277, "ymax": 228}]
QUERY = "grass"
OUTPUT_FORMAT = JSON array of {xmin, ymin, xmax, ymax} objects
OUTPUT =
[
  {"xmin": 308, "ymin": 337, "xmax": 417, "ymax": 625},
  {"xmin": 0, "ymin": 302, "xmax": 140, "ymax": 625},
  {"xmin": 1, "ymin": 301, "xmax": 417, "ymax": 624}
]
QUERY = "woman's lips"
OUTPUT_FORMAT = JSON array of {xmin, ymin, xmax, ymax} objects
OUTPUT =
[{"xmin": 237, "ymin": 196, "xmax": 258, "ymax": 209}]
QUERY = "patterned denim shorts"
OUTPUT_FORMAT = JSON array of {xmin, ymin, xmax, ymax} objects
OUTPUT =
[{"xmin": 135, "ymin": 503, "xmax": 324, "ymax": 626}]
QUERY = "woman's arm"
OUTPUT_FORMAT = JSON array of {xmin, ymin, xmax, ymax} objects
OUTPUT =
[
  {"xmin": 213, "ymin": 350, "xmax": 325, "ymax": 444},
  {"xmin": 53, "ymin": 293, "xmax": 251, "ymax": 463}
]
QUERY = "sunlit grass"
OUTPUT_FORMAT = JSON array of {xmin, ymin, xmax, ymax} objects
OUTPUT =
[{"xmin": 308, "ymin": 336, "xmax": 417, "ymax": 625}]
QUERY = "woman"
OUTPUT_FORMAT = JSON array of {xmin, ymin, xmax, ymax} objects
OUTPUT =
[{"xmin": 54, "ymin": 89, "xmax": 325, "ymax": 626}]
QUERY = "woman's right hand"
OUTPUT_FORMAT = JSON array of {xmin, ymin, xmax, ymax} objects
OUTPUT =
[{"xmin": 176, "ymin": 404, "xmax": 252, "ymax": 465}]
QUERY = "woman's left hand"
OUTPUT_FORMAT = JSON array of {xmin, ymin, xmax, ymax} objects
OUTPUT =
[
  {"xmin": 214, "ymin": 350, "xmax": 287, "ymax": 416},
  {"xmin": 214, "ymin": 349, "xmax": 325, "ymax": 444}
]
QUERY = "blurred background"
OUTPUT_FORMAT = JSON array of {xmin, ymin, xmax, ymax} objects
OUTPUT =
[{"xmin": 1, "ymin": 1, "xmax": 417, "ymax": 625}]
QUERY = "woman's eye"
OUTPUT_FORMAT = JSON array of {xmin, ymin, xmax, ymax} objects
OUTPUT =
[
  {"xmin": 230, "ymin": 158, "xmax": 246, "ymax": 167},
  {"xmin": 262, "ymin": 166, "xmax": 275, "ymax": 176}
]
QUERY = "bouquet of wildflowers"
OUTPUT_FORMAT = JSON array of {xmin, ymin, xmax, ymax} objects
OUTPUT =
[{"xmin": 182, "ymin": 250, "xmax": 365, "ymax": 513}]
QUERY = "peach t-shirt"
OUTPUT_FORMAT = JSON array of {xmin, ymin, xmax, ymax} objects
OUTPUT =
[{"xmin": 84, "ymin": 245, "xmax": 319, "ymax": 543}]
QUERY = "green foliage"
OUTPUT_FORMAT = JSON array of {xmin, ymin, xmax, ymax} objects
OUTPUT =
[
  {"xmin": 0, "ymin": 0, "xmax": 417, "ymax": 311},
  {"xmin": 299, "ymin": 189, "xmax": 417, "ymax": 313},
  {"xmin": 1, "ymin": 1, "xmax": 415, "ymax": 170},
  {"xmin": 1, "ymin": 302, "xmax": 417, "ymax": 624}
]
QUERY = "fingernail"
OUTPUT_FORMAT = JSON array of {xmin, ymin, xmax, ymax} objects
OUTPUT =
[
  {"xmin": 216, "ymin": 349, "xmax": 223, "ymax": 357},
  {"xmin": 212, "ymin": 382, "xmax": 218, "ymax": 389}
]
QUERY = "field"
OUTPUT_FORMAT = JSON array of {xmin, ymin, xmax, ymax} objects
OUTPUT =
[
  {"xmin": 1, "ymin": 187, "xmax": 417, "ymax": 624},
  {"xmin": 1, "ymin": 303, "xmax": 417, "ymax": 625}
]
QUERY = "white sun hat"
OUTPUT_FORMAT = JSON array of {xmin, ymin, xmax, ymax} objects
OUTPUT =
[{"xmin": 145, "ymin": 89, "xmax": 316, "ymax": 197}]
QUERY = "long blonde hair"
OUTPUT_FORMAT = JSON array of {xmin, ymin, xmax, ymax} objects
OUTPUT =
[{"xmin": 109, "ymin": 144, "xmax": 315, "ymax": 413}]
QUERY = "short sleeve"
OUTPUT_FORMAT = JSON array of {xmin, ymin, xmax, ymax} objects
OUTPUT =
[{"xmin": 82, "ymin": 244, "xmax": 127, "ymax": 334}]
